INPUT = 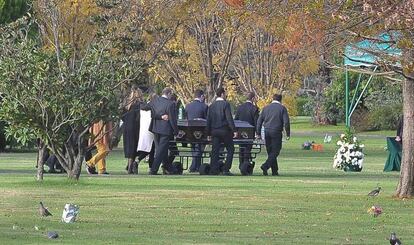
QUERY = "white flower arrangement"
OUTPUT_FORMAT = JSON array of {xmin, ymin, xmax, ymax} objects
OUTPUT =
[{"xmin": 333, "ymin": 131, "xmax": 364, "ymax": 171}]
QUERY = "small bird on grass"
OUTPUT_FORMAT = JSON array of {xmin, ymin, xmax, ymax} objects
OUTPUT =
[
  {"xmin": 367, "ymin": 205, "xmax": 382, "ymax": 217},
  {"xmin": 47, "ymin": 231, "xmax": 59, "ymax": 239},
  {"xmin": 390, "ymin": 232, "xmax": 402, "ymax": 245},
  {"xmin": 39, "ymin": 202, "xmax": 52, "ymax": 217},
  {"xmin": 368, "ymin": 186, "xmax": 381, "ymax": 197}
]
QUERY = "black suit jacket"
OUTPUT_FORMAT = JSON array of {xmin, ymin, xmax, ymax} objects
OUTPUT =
[
  {"xmin": 206, "ymin": 99, "xmax": 236, "ymax": 134},
  {"xmin": 257, "ymin": 102, "xmax": 290, "ymax": 136},
  {"xmin": 185, "ymin": 100, "xmax": 208, "ymax": 120},
  {"xmin": 149, "ymin": 96, "xmax": 178, "ymax": 136},
  {"xmin": 235, "ymin": 101, "xmax": 259, "ymax": 129}
]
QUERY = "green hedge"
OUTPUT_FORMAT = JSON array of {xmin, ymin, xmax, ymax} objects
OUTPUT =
[
  {"xmin": 0, "ymin": 0, "xmax": 28, "ymax": 24},
  {"xmin": 367, "ymin": 104, "xmax": 402, "ymax": 131},
  {"xmin": 296, "ymin": 96, "xmax": 312, "ymax": 116}
]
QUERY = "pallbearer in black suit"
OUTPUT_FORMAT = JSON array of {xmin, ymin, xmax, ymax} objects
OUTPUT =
[
  {"xmin": 185, "ymin": 89, "xmax": 208, "ymax": 172},
  {"xmin": 149, "ymin": 87, "xmax": 178, "ymax": 175},
  {"xmin": 207, "ymin": 87, "xmax": 236, "ymax": 175},
  {"xmin": 167, "ymin": 93, "xmax": 179, "ymax": 167},
  {"xmin": 185, "ymin": 89, "xmax": 208, "ymax": 120},
  {"xmin": 235, "ymin": 92, "xmax": 259, "ymax": 171},
  {"xmin": 256, "ymin": 94, "xmax": 290, "ymax": 176}
]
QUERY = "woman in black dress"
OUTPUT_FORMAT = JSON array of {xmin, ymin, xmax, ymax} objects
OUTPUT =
[{"xmin": 122, "ymin": 86, "xmax": 144, "ymax": 174}]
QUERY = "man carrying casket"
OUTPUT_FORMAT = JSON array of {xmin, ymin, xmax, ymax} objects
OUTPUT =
[
  {"xmin": 206, "ymin": 87, "xmax": 237, "ymax": 176},
  {"xmin": 256, "ymin": 94, "xmax": 290, "ymax": 176},
  {"xmin": 235, "ymin": 92, "xmax": 259, "ymax": 174},
  {"xmin": 185, "ymin": 89, "xmax": 208, "ymax": 172}
]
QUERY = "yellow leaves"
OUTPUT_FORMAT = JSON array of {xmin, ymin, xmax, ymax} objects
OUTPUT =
[
  {"xmin": 256, "ymin": 98, "xmax": 269, "ymax": 110},
  {"xmin": 35, "ymin": 0, "xmax": 101, "ymax": 50},
  {"xmin": 255, "ymin": 86, "xmax": 277, "ymax": 110},
  {"xmin": 298, "ymin": 56, "xmax": 319, "ymax": 76},
  {"xmin": 402, "ymin": 63, "xmax": 414, "ymax": 77},
  {"xmin": 283, "ymin": 95, "xmax": 298, "ymax": 117},
  {"xmin": 256, "ymin": 94, "xmax": 297, "ymax": 116},
  {"xmin": 223, "ymin": 0, "xmax": 245, "ymax": 8},
  {"xmin": 142, "ymin": 31, "xmax": 155, "ymax": 46},
  {"xmin": 223, "ymin": 79, "xmax": 238, "ymax": 103},
  {"xmin": 397, "ymin": 38, "xmax": 414, "ymax": 49},
  {"xmin": 70, "ymin": 0, "xmax": 78, "ymax": 8}
]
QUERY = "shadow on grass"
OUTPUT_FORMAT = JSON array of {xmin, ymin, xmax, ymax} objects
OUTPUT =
[{"xmin": 0, "ymin": 169, "xmax": 39, "ymax": 174}]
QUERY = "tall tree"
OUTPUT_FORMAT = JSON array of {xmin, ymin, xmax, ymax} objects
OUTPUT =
[
  {"xmin": 0, "ymin": 0, "xmax": 29, "ymax": 152},
  {"xmin": 326, "ymin": 0, "xmax": 413, "ymax": 197},
  {"xmin": 153, "ymin": 0, "xmax": 243, "ymax": 103},
  {"xmin": 231, "ymin": 8, "xmax": 323, "ymax": 112},
  {"xmin": 0, "ymin": 0, "xmax": 186, "ymax": 180}
]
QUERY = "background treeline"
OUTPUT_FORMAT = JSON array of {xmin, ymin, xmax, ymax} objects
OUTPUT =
[{"xmin": 0, "ymin": 0, "xmax": 403, "ymax": 154}]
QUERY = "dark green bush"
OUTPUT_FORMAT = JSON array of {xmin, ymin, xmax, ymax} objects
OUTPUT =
[
  {"xmin": 296, "ymin": 96, "xmax": 312, "ymax": 116},
  {"xmin": 367, "ymin": 104, "xmax": 402, "ymax": 131}
]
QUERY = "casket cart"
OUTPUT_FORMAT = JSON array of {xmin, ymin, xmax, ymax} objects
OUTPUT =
[{"xmin": 169, "ymin": 119, "xmax": 263, "ymax": 175}]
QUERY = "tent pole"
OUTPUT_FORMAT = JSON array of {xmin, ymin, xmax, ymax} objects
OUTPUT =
[
  {"xmin": 349, "ymin": 66, "xmax": 378, "ymax": 117},
  {"xmin": 349, "ymin": 73, "xmax": 363, "ymax": 113},
  {"xmin": 345, "ymin": 65, "xmax": 350, "ymax": 128}
]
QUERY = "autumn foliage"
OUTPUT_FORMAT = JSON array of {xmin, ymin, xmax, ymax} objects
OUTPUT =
[{"xmin": 223, "ymin": 0, "xmax": 244, "ymax": 8}]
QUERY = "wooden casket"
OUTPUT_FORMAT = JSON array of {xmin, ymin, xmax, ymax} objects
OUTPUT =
[{"xmin": 176, "ymin": 119, "xmax": 255, "ymax": 142}]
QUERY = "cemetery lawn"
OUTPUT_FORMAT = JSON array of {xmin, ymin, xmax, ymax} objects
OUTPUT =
[{"xmin": 0, "ymin": 119, "xmax": 413, "ymax": 244}]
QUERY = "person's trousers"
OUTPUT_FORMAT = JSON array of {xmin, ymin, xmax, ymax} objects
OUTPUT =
[
  {"xmin": 190, "ymin": 143, "xmax": 205, "ymax": 172},
  {"xmin": 87, "ymin": 142, "xmax": 109, "ymax": 174},
  {"xmin": 137, "ymin": 142, "xmax": 155, "ymax": 168},
  {"xmin": 262, "ymin": 130, "xmax": 282, "ymax": 174},
  {"xmin": 239, "ymin": 144, "xmax": 253, "ymax": 167},
  {"xmin": 210, "ymin": 128, "xmax": 234, "ymax": 174},
  {"xmin": 151, "ymin": 133, "xmax": 173, "ymax": 174},
  {"xmin": 167, "ymin": 139, "xmax": 179, "ymax": 165}
]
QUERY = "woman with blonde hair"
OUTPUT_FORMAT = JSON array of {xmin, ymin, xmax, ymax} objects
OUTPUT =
[{"xmin": 122, "ymin": 85, "xmax": 145, "ymax": 174}]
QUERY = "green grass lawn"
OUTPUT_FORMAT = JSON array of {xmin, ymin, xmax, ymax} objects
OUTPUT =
[{"xmin": 0, "ymin": 120, "xmax": 412, "ymax": 244}]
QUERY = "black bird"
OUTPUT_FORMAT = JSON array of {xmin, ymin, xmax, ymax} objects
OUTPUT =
[
  {"xmin": 47, "ymin": 231, "xmax": 59, "ymax": 239},
  {"xmin": 390, "ymin": 232, "xmax": 402, "ymax": 245},
  {"xmin": 368, "ymin": 187, "xmax": 381, "ymax": 197},
  {"xmin": 39, "ymin": 202, "xmax": 52, "ymax": 217}
]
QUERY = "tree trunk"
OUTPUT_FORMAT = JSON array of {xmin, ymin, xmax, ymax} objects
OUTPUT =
[
  {"xmin": 110, "ymin": 122, "xmax": 123, "ymax": 149},
  {"xmin": 36, "ymin": 141, "xmax": 47, "ymax": 181},
  {"xmin": 67, "ymin": 158, "xmax": 82, "ymax": 180},
  {"xmin": 313, "ymin": 59, "xmax": 333, "ymax": 125},
  {"xmin": 395, "ymin": 77, "xmax": 414, "ymax": 198}
]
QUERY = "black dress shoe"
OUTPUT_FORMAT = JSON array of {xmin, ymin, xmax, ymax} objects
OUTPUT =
[
  {"xmin": 272, "ymin": 172, "xmax": 279, "ymax": 176},
  {"xmin": 48, "ymin": 169, "xmax": 57, "ymax": 174},
  {"xmin": 260, "ymin": 165, "xmax": 268, "ymax": 176},
  {"xmin": 132, "ymin": 162, "xmax": 139, "ymax": 175},
  {"xmin": 208, "ymin": 171, "xmax": 220, "ymax": 176},
  {"xmin": 148, "ymin": 171, "xmax": 159, "ymax": 175},
  {"xmin": 85, "ymin": 163, "xmax": 97, "ymax": 175}
]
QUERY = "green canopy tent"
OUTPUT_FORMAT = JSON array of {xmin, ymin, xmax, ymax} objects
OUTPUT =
[
  {"xmin": 343, "ymin": 34, "xmax": 401, "ymax": 171},
  {"xmin": 343, "ymin": 33, "xmax": 401, "ymax": 127}
]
